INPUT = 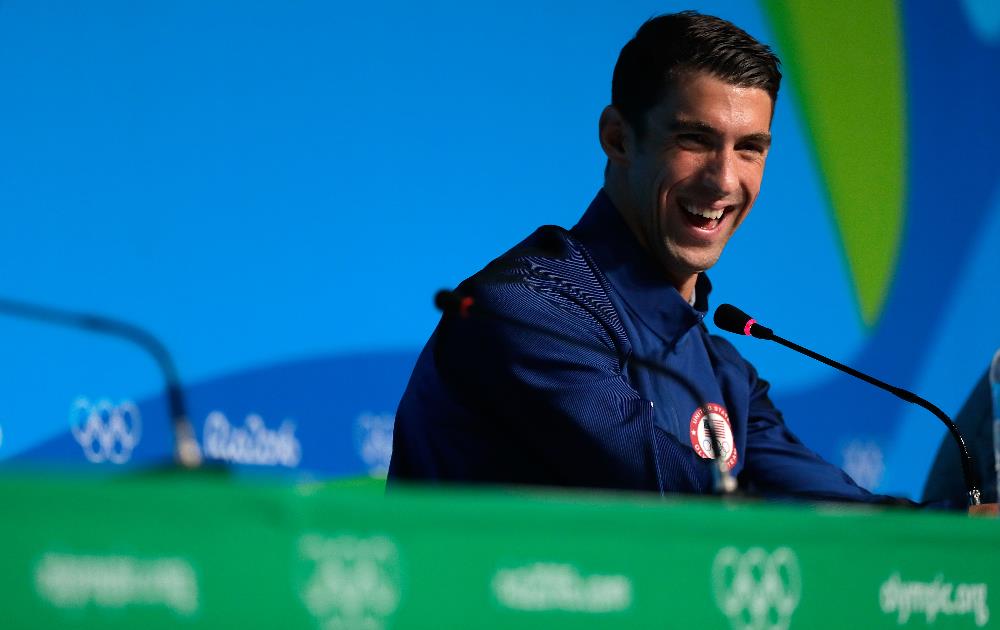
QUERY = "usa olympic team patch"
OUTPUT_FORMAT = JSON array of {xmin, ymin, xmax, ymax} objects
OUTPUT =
[{"xmin": 689, "ymin": 403, "xmax": 737, "ymax": 470}]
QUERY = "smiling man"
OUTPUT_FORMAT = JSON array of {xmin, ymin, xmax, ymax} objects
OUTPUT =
[
  {"xmin": 604, "ymin": 72, "xmax": 772, "ymax": 301},
  {"xmin": 388, "ymin": 11, "xmax": 893, "ymax": 502}
]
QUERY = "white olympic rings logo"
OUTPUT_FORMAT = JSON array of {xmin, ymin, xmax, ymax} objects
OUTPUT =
[
  {"xmin": 712, "ymin": 546, "xmax": 802, "ymax": 630},
  {"xmin": 69, "ymin": 397, "xmax": 142, "ymax": 464}
]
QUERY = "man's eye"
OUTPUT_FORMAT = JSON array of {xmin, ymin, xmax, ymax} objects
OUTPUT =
[
  {"xmin": 738, "ymin": 143, "xmax": 766, "ymax": 155},
  {"xmin": 677, "ymin": 133, "xmax": 709, "ymax": 148}
]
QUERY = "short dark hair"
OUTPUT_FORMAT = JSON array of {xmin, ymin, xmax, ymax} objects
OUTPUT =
[{"xmin": 612, "ymin": 11, "xmax": 782, "ymax": 137}]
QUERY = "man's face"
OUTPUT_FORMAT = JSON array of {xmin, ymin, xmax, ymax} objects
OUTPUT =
[{"xmin": 619, "ymin": 72, "xmax": 773, "ymax": 287}]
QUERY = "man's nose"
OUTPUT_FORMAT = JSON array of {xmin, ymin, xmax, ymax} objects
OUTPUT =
[{"xmin": 701, "ymin": 148, "xmax": 739, "ymax": 197}]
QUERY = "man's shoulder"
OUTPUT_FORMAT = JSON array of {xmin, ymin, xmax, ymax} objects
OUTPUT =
[
  {"xmin": 702, "ymin": 326, "xmax": 758, "ymax": 386},
  {"xmin": 459, "ymin": 224, "xmax": 621, "ymax": 335},
  {"xmin": 704, "ymin": 328, "xmax": 744, "ymax": 362},
  {"xmin": 472, "ymin": 223, "xmax": 586, "ymax": 286}
]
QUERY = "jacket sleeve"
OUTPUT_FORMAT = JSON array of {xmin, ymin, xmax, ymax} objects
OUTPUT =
[
  {"xmin": 422, "ymin": 272, "xmax": 667, "ymax": 491},
  {"xmin": 734, "ymin": 355, "xmax": 910, "ymax": 504}
]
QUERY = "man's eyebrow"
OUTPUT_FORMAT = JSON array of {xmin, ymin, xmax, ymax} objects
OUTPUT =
[
  {"xmin": 668, "ymin": 119, "xmax": 772, "ymax": 147},
  {"xmin": 668, "ymin": 119, "xmax": 717, "ymax": 134}
]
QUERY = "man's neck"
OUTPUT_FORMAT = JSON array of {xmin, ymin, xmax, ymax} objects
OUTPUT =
[
  {"xmin": 678, "ymin": 275, "xmax": 697, "ymax": 304},
  {"xmin": 602, "ymin": 183, "xmax": 699, "ymax": 303}
]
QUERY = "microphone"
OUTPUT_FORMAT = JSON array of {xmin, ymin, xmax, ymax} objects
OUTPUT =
[
  {"xmin": 434, "ymin": 290, "xmax": 474, "ymax": 318},
  {"xmin": 715, "ymin": 303, "xmax": 773, "ymax": 340},
  {"xmin": 436, "ymin": 289, "xmax": 739, "ymax": 495},
  {"xmin": 0, "ymin": 296, "xmax": 202, "ymax": 469},
  {"xmin": 713, "ymin": 303, "xmax": 982, "ymax": 506}
]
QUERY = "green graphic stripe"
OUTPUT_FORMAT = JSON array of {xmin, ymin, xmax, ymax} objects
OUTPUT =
[{"xmin": 763, "ymin": 0, "xmax": 906, "ymax": 327}]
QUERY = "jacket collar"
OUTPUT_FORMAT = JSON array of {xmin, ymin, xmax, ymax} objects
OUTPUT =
[{"xmin": 571, "ymin": 189, "xmax": 710, "ymax": 343}]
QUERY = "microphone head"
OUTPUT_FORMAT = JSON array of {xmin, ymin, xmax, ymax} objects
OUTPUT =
[
  {"xmin": 434, "ymin": 289, "xmax": 474, "ymax": 317},
  {"xmin": 434, "ymin": 289, "xmax": 460, "ymax": 313},
  {"xmin": 714, "ymin": 303, "xmax": 773, "ymax": 340},
  {"xmin": 714, "ymin": 303, "xmax": 753, "ymax": 334}
]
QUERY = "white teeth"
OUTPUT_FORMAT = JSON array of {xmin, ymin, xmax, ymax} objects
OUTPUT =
[{"xmin": 681, "ymin": 202, "xmax": 725, "ymax": 220}]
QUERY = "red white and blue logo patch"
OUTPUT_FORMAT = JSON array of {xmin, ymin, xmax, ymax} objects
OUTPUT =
[{"xmin": 689, "ymin": 403, "xmax": 737, "ymax": 470}]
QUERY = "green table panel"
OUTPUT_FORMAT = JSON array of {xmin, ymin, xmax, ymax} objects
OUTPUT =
[{"xmin": 1, "ymin": 473, "xmax": 996, "ymax": 628}]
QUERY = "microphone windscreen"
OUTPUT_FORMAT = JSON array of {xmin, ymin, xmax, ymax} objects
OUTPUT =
[
  {"xmin": 713, "ymin": 303, "xmax": 753, "ymax": 335},
  {"xmin": 434, "ymin": 290, "xmax": 461, "ymax": 313}
]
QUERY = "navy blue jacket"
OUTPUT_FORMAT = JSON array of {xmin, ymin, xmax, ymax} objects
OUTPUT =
[{"xmin": 389, "ymin": 191, "xmax": 887, "ymax": 502}]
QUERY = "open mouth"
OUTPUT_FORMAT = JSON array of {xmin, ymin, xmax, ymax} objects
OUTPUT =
[{"xmin": 680, "ymin": 200, "xmax": 734, "ymax": 231}]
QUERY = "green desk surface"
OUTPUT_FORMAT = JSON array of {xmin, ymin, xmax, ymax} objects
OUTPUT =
[{"xmin": 1, "ymin": 472, "xmax": 996, "ymax": 628}]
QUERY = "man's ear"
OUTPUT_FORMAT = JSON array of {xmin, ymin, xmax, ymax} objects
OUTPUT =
[{"xmin": 599, "ymin": 105, "xmax": 631, "ymax": 165}]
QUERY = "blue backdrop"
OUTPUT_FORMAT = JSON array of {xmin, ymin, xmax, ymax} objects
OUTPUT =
[{"xmin": 1, "ymin": 1, "xmax": 998, "ymax": 499}]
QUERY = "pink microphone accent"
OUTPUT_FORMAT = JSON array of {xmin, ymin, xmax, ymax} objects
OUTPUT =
[{"xmin": 743, "ymin": 319, "xmax": 756, "ymax": 336}]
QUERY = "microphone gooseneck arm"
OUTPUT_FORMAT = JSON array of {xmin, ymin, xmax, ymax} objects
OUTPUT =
[
  {"xmin": 0, "ymin": 296, "xmax": 202, "ymax": 469},
  {"xmin": 714, "ymin": 303, "xmax": 982, "ymax": 506}
]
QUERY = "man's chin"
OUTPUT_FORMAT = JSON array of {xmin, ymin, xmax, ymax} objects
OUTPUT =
[
  {"xmin": 653, "ymin": 257, "xmax": 717, "ymax": 292},
  {"xmin": 663, "ymin": 247, "xmax": 722, "ymax": 279}
]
